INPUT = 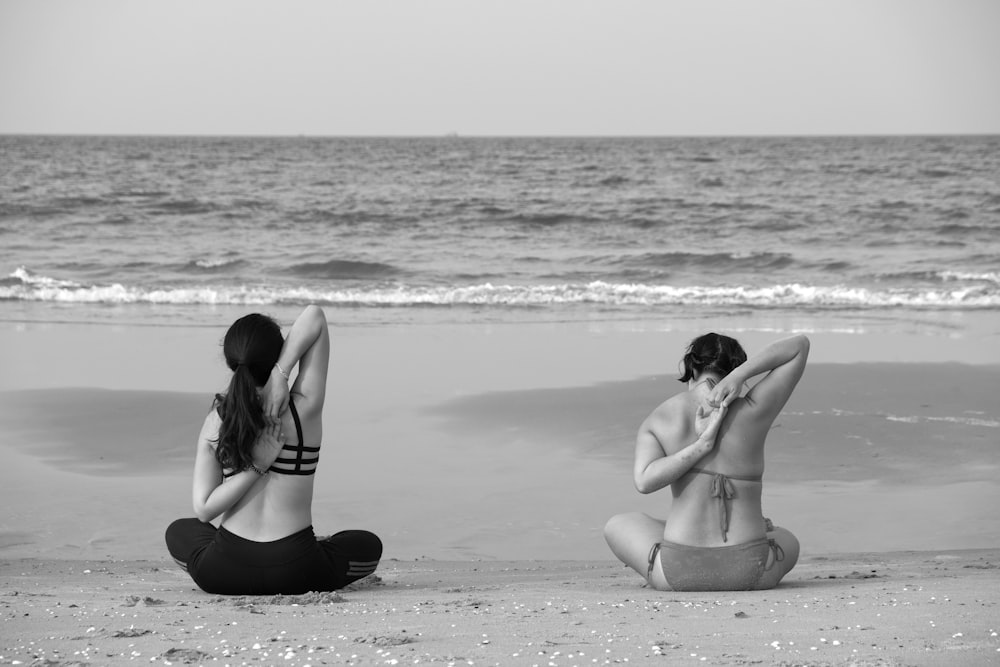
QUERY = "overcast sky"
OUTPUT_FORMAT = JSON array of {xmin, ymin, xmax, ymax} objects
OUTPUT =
[{"xmin": 1, "ymin": 0, "xmax": 998, "ymax": 136}]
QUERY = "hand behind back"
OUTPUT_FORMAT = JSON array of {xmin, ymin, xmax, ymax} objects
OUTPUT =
[
  {"xmin": 261, "ymin": 371, "xmax": 290, "ymax": 421},
  {"xmin": 707, "ymin": 374, "xmax": 741, "ymax": 409},
  {"xmin": 695, "ymin": 403, "xmax": 728, "ymax": 444},
  {"xmin": 252, "ymin": 422, "xmax": 284, "ymax": 470}
]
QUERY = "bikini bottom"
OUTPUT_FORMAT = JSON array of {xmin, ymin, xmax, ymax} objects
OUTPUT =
[{"xmin": 647, "ymin": 537, "xmax": 784, "ymax": 592}]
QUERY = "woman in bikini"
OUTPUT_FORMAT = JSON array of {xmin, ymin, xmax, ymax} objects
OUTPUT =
[
  {"xmin": 604, "ymin": 333, "xmax": 808, "ymax": 591},
  {"xmin": 165, "ymin": 305, "xmax": 382, "ymax": 595}
]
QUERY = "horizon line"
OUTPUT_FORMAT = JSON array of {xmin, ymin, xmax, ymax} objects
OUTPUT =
[{"xmin": 2, "ymin": 131, "xmax": 999, "ymax": 140}]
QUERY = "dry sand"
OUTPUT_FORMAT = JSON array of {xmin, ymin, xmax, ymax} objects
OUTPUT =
[{"xmin": 2, "ymin": 551, "xmax": 999, "ymax": 666}]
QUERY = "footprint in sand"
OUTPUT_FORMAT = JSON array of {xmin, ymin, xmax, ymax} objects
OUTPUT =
[{"xmin": 162, "ymin": 647, "xmax": 210, "ymax": 663}]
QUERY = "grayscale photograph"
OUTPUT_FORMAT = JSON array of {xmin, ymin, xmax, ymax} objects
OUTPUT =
[{"xmin": 1, "ymin": 1, "xmax": 998, "ymax": 664}]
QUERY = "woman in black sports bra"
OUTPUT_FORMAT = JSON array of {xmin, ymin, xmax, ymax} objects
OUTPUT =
[
  {"xmin": 165, "ymin": 305, "xmax": 382, "ymax": 595},
  {"xmin": 604, "ymin": 333, "xmax": 808, "ymax": 591}
]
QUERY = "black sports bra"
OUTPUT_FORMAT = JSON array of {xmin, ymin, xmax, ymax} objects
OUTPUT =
[
  {"xmin": 222, "ymin": 399, "xmax": 320, "ymax": 478},
  {"xmin": 268, "ymin": 399, "xmax": 320, "ymax": 475}
]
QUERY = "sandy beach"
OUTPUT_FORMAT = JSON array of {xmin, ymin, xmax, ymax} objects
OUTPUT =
[
  {"xmin": 3, "ymin": 1, "xmax": 1000, "ymax": 660},
  {"xmin": 2, "ymin": 316, "xmax": 999, "ymax": 664},
  {"xmin": 3, "ymin": 551, "xmax": 999, "ymax": 666}
]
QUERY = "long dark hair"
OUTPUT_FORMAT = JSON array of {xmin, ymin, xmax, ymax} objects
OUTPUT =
[
  {"xmin": 213, "ymin": 313, "xmax": 283, "ymax": 471},
  {"xmin": 678, "ymin": 332, "xmax": 747, "ymax": 383}
]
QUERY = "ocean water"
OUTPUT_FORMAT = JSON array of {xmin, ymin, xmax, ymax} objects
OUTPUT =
[
  {"xmin": 2, "ymin": 135, "xmax": 998, "ymax": 329},
  {"xmin": 2, "ymin": 136, "xmax": 999, "ymax": 560}
]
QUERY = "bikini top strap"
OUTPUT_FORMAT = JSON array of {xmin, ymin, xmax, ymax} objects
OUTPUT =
[
  {"xmin": 688, "ymin": 467, "xmax": 762, "ymax": 483},
  {"xmin": 220, "ymin": 399, "xmax": 311, "ymax": 478},
  {"xmin": 688, "ymin": 467, "xmax": 763, "ymax": 542},
  {"xmin": 288, "ymin": 398, "xmax": 305, "ymax": 448}
]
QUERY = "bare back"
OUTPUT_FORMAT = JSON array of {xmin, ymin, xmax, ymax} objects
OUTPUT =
[
  {"xmin": 192, "ymin": 305, "xmax": 331, "ymax": 543},
  {"xmin": 652, "ymin": 334, "xmax": 810, "ymax": 547},
  {"xmin": 648, "ymin": 386, "xmax": 768, "ymax": 547},
  {"xmin": 216, "ymin": 396, "xmax": 320, "ymax": 541}
]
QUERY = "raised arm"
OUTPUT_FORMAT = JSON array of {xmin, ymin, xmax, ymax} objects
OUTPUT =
[
  {"xmin": 708, "ymin": 334, "xmax": 810, "ymax": 424},
  {"xmin": 262, "ymin": 305, "xmax": 331, "ymax": 420},
  {"xmin": 633, "ymin": 404, "xmax": 727, "ymax": 494}
]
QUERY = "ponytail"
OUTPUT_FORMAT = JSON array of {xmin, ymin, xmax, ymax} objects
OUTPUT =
[
  {"xmin": 214, "ymin": 365, "xmax": 266, "ymax": 471},
  {"xmin": 212, "ymin": 313, "xmax": 284, "ymax": 471}
]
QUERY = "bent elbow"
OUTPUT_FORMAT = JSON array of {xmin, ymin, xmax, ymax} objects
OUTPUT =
[
  {"xmin": 305, "ymin": 304, "xmax": 327, "ymax": 325},
  {"xmin": 192, "ymin": 502, "xmax": 214, "ymax": 524},
  {"xmin": 634, "ymin": 478, "xmax": 653, "ymax": 494}
]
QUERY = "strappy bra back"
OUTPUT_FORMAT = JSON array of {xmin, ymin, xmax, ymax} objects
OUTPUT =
[
  {"xmin": 268, "ymin": 399, "xmax": 319, "ymax": 475},
  {"xmin": 687, "ymin": 467, "xmax": 762, "ymax": 542},
  {"xmin": 222, "ymin": 399, "xmax": 320, "ymax": 478}
]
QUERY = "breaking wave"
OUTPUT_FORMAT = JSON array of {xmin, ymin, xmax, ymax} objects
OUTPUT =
[{"xmin": 3, "ymin": 268, "xmax": 997, "ymax": 309}]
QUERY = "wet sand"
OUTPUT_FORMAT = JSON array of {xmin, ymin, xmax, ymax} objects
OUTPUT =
[{"xmin": 1, "ymin": 318, "xmax": 998, "ymax": 664}]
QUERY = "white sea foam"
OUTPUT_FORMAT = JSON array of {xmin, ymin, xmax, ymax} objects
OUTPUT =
[
  {"xmin": 3, "ymin": 271, "xmax": 998, "ymax": 309},
  {"xmin": 193, "ymin": 258, "xmax": 241, "ymax": 269},
  {"xmin": 940, "ymin": 270, "xmax": 1000, "ymax": 285},
  {"xmin": 9, "ymin": 266, "xmax": 80, "ymax": 288},
  {"xmin": 885, "ymin": 413, "xmax": 999, "ymax": 428},
  {"xmin": 4, "ymin": 136, "xmax": 999, "ymax": 327}
]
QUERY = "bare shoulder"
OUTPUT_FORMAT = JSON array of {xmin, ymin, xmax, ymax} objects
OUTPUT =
[
  {"xmin": 661, "ymin": 391, "xmax": 692, "ymax": 414},
  {"xmin": 642, "ymin": 393, "xmax": 691, "ymax": 448},
  {"xmin": 198, "ymin": 409, "xmax": 222, "ymax": 444},
  {"xmin": 645, "ymin": 391, "xmax": 685, "ymax": 421},
  {"xmin": 202, "ymin": 408, "xmax": 221, "ymax": 427}
]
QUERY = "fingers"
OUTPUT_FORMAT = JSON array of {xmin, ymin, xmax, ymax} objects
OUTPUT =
[
  {"xmin": 710, "ymin": 389, "xmax": 730, "ymax": 409},
  {"xmin": 709, "ymin": 390, "xmax": 729, "ymax": 409},
  {"xmin": 699, "ymin": 401, "xmax": 727, "ymax": 418},
  {"xmin": 706, "ymin": 404, "xmax": 728, "ymax": 430},
  {"xmin": 707, "ymin": 379, "xmax": 740, "ymax": 409},
  {"xmin": 263, "ymin": 399, "xmax": 288, "ymax": 421},
  {"xmin": 265, "ymin": 422, "xmax": 285, "ymax": 448}
]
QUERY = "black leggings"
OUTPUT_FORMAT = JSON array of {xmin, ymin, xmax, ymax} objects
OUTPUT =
[{"xmin": 165, "ymin": 519, "xmax": 382, "ymax": 595}]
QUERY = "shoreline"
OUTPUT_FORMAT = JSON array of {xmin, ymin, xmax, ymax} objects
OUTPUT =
[
  {"xmin": 3, "ymin": 315, "xmax": 999, "ymax": 665},
  {"xmin": 2, "ymin": 306, "xmax": 1000, "ymax": 396}
]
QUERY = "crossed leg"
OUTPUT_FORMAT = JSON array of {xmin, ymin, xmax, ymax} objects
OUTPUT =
[
  {"xmin": 604, "ymin": 512, "xmax": 800, "ymax": 591},
  {"xmin": 603, "ymin": 512, "xmax": 671, "ymax": 590},
  {"xmin": 755, "ymin": 524, "xmax": 800, "ymax": 590}
]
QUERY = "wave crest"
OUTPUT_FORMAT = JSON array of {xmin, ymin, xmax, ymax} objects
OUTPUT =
[{"xmin": 3, "ymin": 270, "xmax": 997, "ymax": 310}]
